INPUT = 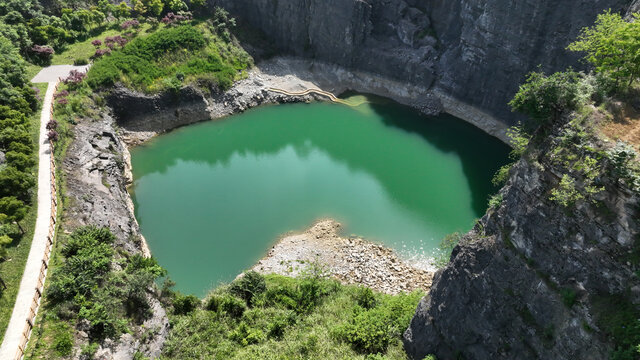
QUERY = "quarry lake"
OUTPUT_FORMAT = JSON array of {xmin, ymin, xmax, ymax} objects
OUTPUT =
[{"xmin": 130, "ymin": 95, "xmax": 511, "ymax": 295}]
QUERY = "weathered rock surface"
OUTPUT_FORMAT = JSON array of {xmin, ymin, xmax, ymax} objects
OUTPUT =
[
  {"xmin": 403, "ymin": 127, "xmax": 640, "ymax": 359},
  {"xmin": 209, "ymin": 0, "xmax": 631, "ymax": 123},
  {"xmin": 62, "ymin": 115, "xmax": 168, "ymax": 359}
]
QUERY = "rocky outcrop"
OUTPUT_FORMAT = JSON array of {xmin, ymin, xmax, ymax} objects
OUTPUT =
[
  {"xmin": 208, "ymin": 0, "xmax": 631, "ymax": 123},
  {"xmin": 62, "ymin": 115, "xmax": 168, "ymax": 358},
  {"xmin": 106, "ymin": 85, "xmax": 211, "ymax": 133},
  {"xmin": 403, "ymin": 123, "xmax": 640, "ymax": 359}
]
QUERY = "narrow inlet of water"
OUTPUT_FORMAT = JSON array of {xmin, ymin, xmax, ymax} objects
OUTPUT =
[{"xmin": 130, "ymin": 94, "xmax": 511, "ymax": 295}]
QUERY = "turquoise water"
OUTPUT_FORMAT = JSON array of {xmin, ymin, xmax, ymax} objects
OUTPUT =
[{"xmin": 130, "ymin": 96, "xmax": 510, "ymax": 295}]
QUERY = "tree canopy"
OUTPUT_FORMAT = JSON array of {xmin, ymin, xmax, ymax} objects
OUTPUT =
[{"xmin": 568, "ymin": 11, "xmax": 640, "ymax": 89}]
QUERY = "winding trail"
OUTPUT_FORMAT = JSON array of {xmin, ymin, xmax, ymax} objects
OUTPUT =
[
  {"xmin": 268, "ymin": 87, "xmax": 353, "ymax": 106},
  {"xmin": 0, "ymin": 65, "xmax": 88, "ymax": 360}
]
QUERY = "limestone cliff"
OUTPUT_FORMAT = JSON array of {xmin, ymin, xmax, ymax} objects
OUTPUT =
[
  {"xmin": 403, "ymin": 114, "xmax": 640, "ymax": 359},
  {"xmin": 208, "ymin": 0, "xmax": 631, "ymax": 122}
]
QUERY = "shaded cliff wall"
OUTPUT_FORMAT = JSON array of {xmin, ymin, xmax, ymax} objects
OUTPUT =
[
  {"xmin": 402, "ymin": 120, "xmax": 640, "ymax": 359},
  {"xmin": 208, "ymin": 0, "xmax": 630, "ymax": 123}
]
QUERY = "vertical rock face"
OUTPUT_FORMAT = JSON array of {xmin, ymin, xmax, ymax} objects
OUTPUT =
[
  {"xmin": 403, "ymin": 127, "xmax": 640, "ymax": 358},
  {"xmin": 208, "ymin": 0, "xmax": 630, "ymax": 123}
]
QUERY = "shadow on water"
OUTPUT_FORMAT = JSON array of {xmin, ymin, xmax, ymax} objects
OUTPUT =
[
  {"xmin": 356, "ymin": 92, "xmax": 512, "ymax": 215},
  {"xmin": 131, "ymin": 95, "xmax": 511, "ymax": 223}
]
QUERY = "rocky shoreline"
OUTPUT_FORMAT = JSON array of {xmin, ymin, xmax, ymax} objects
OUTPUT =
[
  {"xmin": 253, "ymin": 220, "xmax": 434, "ymax": 295},
  {"xmin": 109, "ymin": 56, "xmax": 510, "ymax": 146}
]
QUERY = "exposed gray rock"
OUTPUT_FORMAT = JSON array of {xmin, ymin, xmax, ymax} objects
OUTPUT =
[
  {"xmin": 0, "ymin": 150, "xmax": 5, "ymax": 165},
  {"xmin": 63, "ymin": 116, "xmax": 141, "ymax": 253},
  {"xmin": 208, "ymin": 0, "xmax": 630, "ymax": 123},
  {"xmin": 403, "ymin": 126, "xmax": 640, "ymax": 359},
  {"xmin": 63, "ymin": 115, "xmax": 167, "ymax": 359}
]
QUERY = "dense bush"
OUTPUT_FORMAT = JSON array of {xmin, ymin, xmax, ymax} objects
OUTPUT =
[
  {"xmin": 509, "ymin": 70, "xmax": 581, "ymax": 127},
  {"xmin": 229, "ymin": 271, "xmax": 267, "ymax": 304},
  {"xmin": 46, "ymin": 226, "xmax": 166, "ymax": 340},
  {"xmin": 172, "ymin": 293, "xmax": 200, "ymax": 315},
  {"xmin": 333, "ymin": 292, "xmax": 423, "ymax": 354}
]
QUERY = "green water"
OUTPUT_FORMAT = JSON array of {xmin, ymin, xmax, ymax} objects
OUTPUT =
[{"xmin": 130, "ymin": 96, "xmax": 510, "ymax": 295}]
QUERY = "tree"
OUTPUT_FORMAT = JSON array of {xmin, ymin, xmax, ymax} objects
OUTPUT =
[
  {"xmin": 115, "ymin": 1, "xmax": 131, "ymax": 19},
  {"xmin": 148, "ymin": 0, "xmax": 164, "ymax": 17},
  {"xmin": 0, "ymin": 234, "xmax": 11, "ymax": 289},
  {"xmin": 568, "ymin": 11, "xmax": 640, "ymax": 90},
  {"xmin": 0, "ymin": 167, "xmax": 35, "ymax": 201},
  {"xmin": 509, "ymin": 70, "xmax": 580, "ymax": 128},
  {"xmin": 0, "ymin": 196, "xmax": 27, "ymax": 233},
  {"xmin": 5, "ymin": 151, "xmax": 35, "ymax": 170}
]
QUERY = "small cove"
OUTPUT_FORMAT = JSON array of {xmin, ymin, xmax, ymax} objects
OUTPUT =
[{"xmin": 130, "ymin": 95, "xmax": 511, "ymax": 295}]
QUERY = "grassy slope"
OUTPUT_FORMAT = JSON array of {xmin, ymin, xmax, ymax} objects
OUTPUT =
[
  {"xmin": 0, "ymin": 82, "xmax": 47, "ymax": 343},
  {"xmin": 162, "ymin": 275, "xmax": 422, "ymax": 360}
]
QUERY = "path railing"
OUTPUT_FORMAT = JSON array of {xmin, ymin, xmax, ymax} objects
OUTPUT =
[{"xmin": 13, "ymin": 81, "xmax": 60, "ymax": 360}]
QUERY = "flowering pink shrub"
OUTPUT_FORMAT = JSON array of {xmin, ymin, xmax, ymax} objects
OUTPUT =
[
  {"xmin": 47, "ymin": 130, "xmax": 59, "ymax": 142},
  {"xmin": 93, "ymin": 48, "xmax": 112, "ymax": 58},
  {"xmin": 46, "ymin": 119, "xmax": 58, "ymax": 130},
  {"xmin": 113, "ymin": 35, "xmax": 128, "ymax": 47},
  {"xmin": 121, "ymin": 19, "xmax": 140, "ymax": 30},
  {"xmin": 54, "ymin": 90, "xmax": 69, "ymax": 99},
  {"xmin": 31, "ymin": 45, "xmax": 55, "ymax": 64},
  {"xmin": 64, "ymin": 70, "xmax": 86, "ymax": 85},
  {"xmin": 161, "ymin": 12, "xmax": 191, "ymax": 25},
  {"xmin": 56, "ymin": 98, "xmax": 68, "ymax": 105},
  {"xmin": 91, "ymin": 39, "xmax": 102, "ymax": 47}
]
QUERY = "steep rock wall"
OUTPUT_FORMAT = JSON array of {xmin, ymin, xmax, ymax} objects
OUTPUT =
[
  {"xmin": 403, "ymin": 122, "xmax": 640, "ymax": 358},
  {"xmin": 208, "ymin": 0, "xmax": 630, "ymax": 123}
]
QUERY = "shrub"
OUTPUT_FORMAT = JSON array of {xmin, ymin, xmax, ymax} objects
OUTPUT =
[
  {"xmin": 121, "ymin": 19, "xmax": 140, "ymax": 30},
  {"xmin": 229, "ymin": 271, "xmax": 266, "ymax": 304},
  {"xmin": 46, "ymin": 119, "xmax": 58, "ymax": 130},
  {"xmin": 172, "ymin": 293, "xmax": 200, "ymax": 315},
  {"xmin": 334, "ymin": 292, "xmax": 422, "ymax": 354},
  {"xmin": 229, "ymin": 322, "xmax": 264, "ymax": 346},
  {"xmin": 74, "ymin": 57, "xmax": 89, "ymax": 65},
  {"xmin": 47, "ymin": 130, "xmax": 59, "ymax": 142},
  {"xmin": 30, "ymin": 44, "xmax": 54, "ymax": 65},
  {"xmin": 91, "ymin": 39, "xmax": 102, "ymax": 47},
  {"xmin": 354, "ymin": 287, "xmax": 377, "ymax": 309},
  {"xmin": 435, "ymin": 232, "xmax": 462, "ymax": 268},
  {"xmin": 492, "ymin": 163, "xmax": 513, "ymax": 186},
  {"xmin": 550, "ymin": 174, "xmax": 583, "ymax": 207},
  {"xmin": 488, "ymin": 193, "xmax": 504, "ymax": 209},
  {"xmin": 220, "ymin": 295, "xmax": 246, "ymax": 318},
  {"xmin": 52, "ymin": 327, "xmax": 73, "ymax": 356},
  {"xmin": 267, "ymin": 314, "xmax": 294, "ymax": 339},
  {"xmin": 334, "ymin": 307, "xmax": 393, "ymax": 354},
  {"xmin": 509, "ymin": 70, "xmax": 581, "ymax": 128}
]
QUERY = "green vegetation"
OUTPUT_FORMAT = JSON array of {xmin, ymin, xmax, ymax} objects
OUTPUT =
[
  {"xmin": 0, "ymin": 18, "xmax": 41, "ymax": 341},
  {"xmin": 434, "ymin": 232, "xmax": 462, "ymax": 268},
  {"xmin": 509, "ymin": 70, "xmax": 581, "ymax": 129},
  {"xmin": 161, "ymin": 270, "xmax": 423, "ymax": 359},
  {"xmin": 87, "ymin": 15, "xmax": 251, "ymax": 93},
  {"xmin": 592, "ymin": 293, "xmax": 640, "ymax": 360},
  {"xmin": 24, "ymin": 226, "xmax": 167, "ymax": 358},
  {"xmin": 568, "ymin": 11, "xmax": 640, "ymax": 91}
]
